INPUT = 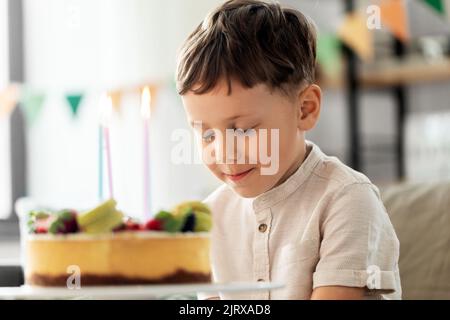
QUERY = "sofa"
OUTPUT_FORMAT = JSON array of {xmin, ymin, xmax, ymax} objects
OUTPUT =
[{"xmin": 382, "ymin": 181, "xmax": 450, "ymax": 299}]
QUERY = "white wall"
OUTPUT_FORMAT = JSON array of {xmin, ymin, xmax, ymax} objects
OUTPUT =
[
  {"xmin": 0, "ymin": 0, "xmax": 12, "ymax": 219},
  {"xmin": 23, "ymin": 0, "xmax": 222, "ymax": 218}
]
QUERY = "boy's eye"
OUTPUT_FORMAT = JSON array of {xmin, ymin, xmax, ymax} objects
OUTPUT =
[{"xmin": 202, "ymin": 129, "xmax": 216, "ymax": 143}]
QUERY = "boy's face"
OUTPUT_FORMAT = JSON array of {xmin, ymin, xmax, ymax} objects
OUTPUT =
[{"xmin": 182, "ymin": 80, "xmax": 320, "ymax": 198}]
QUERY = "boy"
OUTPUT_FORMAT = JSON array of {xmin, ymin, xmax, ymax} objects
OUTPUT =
[{"xmin": 176, "ymin": 0, "xmax": 401, "ymax": 299}]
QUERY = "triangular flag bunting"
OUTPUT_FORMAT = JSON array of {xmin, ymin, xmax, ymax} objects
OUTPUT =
[
  {"xmin": 109, "ymin": 90, "xmax": 123, "ymax": 113},
  {"xmin": 65, "ymin": 93, "xmax": 83, "ymax": 117},
  {"xmin": 408, "ymin": 0, "xmax": 450, "ymax": 37},
  {"xmin": 337, "ymin": 13, "xmax": 374, "ymax": 61},
  {"xmin": 20, "ymin": 88, "xmax": 46, "ymax": 125},
  {"xmin": 380, "ymin": 0, "xmax": 410, "ymax": 42},
  {"xmin": 317, "ymin": 34, "xmax": 342, "ymax": 77},
  {"xmin": 423, "ymin": 0, "xmax": 445, "ymax": 15},
  {"xmin": 0, "ymin": 84, "xmax": 20, "ymax": 118}
]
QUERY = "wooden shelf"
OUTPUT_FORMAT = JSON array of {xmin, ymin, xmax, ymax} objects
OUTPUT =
[
  {"xmin": 360, "ymin": 57, "xmax": 450, "ymax": 87},
  {"xmin": 318, "ymin": 56, "xmax": 450, "ymax": 89}
]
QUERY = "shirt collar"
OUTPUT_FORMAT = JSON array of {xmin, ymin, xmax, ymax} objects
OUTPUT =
[{"xmin": 251, "ymin": 140, "xmax": 322, "ymax": 213}]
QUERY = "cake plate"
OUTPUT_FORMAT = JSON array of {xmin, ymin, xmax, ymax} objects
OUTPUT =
[{"xmin": 0, "ymin": 281, "xmax": 284, "ymax": 300}]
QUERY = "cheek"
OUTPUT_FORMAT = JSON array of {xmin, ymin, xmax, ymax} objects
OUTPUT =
[
  {"xmin": 278, "ymin": 127, "xmax": 294, "ymax": 151},
  {"xmin": 253, "ymin": 127, "xmax": 286, "ymax": 160},
  {"xmin": 206, "ymin": 163, "xmax": 223, "ymax": 180},
  {"xmin": 278, "ymin": 113, "xmax": 298, "ymax": 143}
]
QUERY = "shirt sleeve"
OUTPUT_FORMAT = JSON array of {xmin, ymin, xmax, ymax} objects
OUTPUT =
[{"xmin": 313, "ymin": 182, "xmax": 401, "ymax": 298}]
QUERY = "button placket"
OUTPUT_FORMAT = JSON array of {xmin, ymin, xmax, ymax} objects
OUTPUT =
[
  {"xmin": 252, "ymin": 208, "xmax": 272, "ymax": 299},
  {"xmin": 258, "ymin": 223, "xmax": 268, "ymax": 233}
]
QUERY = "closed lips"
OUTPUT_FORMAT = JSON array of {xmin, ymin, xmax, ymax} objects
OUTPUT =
[{"xmin": 223, "ymin": 168, "xmax": 255, "ymax": 181}]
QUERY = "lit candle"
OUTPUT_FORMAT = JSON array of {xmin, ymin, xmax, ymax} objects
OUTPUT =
[
  {"xmin": 100, "ymin": 93, "xmax": 114, "ymax": 200},
  {"xmin": 141, "ymin": 87, "xmax": 151, "ymax": 219},
  {"xmin": 98, "ymin": 125, "xmax": 103, "ymax": 201}
]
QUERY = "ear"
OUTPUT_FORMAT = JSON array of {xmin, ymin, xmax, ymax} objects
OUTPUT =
[{"xmin": 297, "ymin": 84, "xmax": 321, "ymax": 131}]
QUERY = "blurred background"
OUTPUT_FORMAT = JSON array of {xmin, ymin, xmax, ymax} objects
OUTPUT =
[{"xmin": 0, "ymin": 0, "xmax": 450, "ymax": 297}]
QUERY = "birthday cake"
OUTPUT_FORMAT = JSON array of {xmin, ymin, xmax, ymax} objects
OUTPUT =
[{"xmin": 24, "ymin": 200, "xmax": 212, "ymax": 286}]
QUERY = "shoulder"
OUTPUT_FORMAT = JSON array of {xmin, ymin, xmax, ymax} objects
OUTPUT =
[
  {"xmin": 312, "ymin": 151, "xmax": 373, "ymax": 188},
  {"xmin": 309, "ymin": 146, "xmax": 389, "ymax": 223},
  {"xmin": 309, "ymin": 146, "xmax": 384, "ymax": 204}
]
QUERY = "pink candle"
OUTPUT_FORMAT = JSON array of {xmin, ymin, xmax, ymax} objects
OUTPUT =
[
  {"xmin": 100, "ymin": 94, "xmax": 114, "ymax": 199},
  {"xmin": 104, "ymin": 126, "xmax": 114, "ymax": 199},
  {"xmin": 141, "ymin": 87, "xmax": 152, "ymax": 220},
  {"xmin": 98, "ymin": 126, "xmax": 103, "ymax": 201}
]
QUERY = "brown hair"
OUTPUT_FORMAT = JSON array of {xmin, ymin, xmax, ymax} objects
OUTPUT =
[{"xmin": 176, "ymin": 0, "xmax": 317, "ymax": 96}]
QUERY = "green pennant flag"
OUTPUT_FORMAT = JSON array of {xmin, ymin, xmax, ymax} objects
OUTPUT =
[
  {"xmin": 65, "ymin": 94, "xmax": 83, "ymax": 117},
  {"xmin": 408, "ymin": 0, "xmax": 450, "ymax": 37},
  {"xmin": 317, "ymin": 33, "xmax": 342, "ymax": 77},
  {"xmin": 423, "ymin": 0, "xmax": 445, "ymax": 15},
  {"xmin": 20, "ymin": 88, "xmax": 46, "ymax": 125}
]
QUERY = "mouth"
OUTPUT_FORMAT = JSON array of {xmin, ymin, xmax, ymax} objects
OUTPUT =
[{"xmin": 223, "ymin": 168, "xmax": 255, "ymax": 182}]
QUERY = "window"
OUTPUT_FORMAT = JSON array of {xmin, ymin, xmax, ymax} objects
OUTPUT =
[{"xmin": 0, "ymin": 0, "xmax": 12, "ymax": 220}]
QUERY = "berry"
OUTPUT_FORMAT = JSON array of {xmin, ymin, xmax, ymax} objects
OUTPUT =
[
  {"xmin": 124, "ymin": 219, "xmax": 142, "ymax": 231},
  {"xmin": 58, "ymin": 210, "xmax": 79, "ymax": 233},
  {"xmin": 46, "ymin": 210, "xmax": 79, "ymax": 234},
  {"xmin": 27, "ymin": 210, "xmax": 53, "ymax": 234},
  {"xmin": 145, "ymin": 219, "xmax": 163, "ymax": 231},
  {"xmin": 35, "ymin": 226, "xmax": 48, "ymax": 234},
  {"xmin": 181, "ymin": 213, "xmax": 196, "ymax": 232},
  {"xmin": 113, "ymin": 223, "xmax": 126, "ymax": 232}
]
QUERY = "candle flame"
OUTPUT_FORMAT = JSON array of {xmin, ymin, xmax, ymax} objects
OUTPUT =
[
  {"xmin": 99, "ymin": 93, "xmax": 113, "ymax": 127},
  {"xmin": 141, "ymin": 87, "xmax": 152, "ymax": 119}
]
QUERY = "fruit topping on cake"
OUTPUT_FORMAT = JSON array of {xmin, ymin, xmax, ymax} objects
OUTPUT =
[
  {"xmin": 27, "ymin": 200, "xmax": 212, "ymax": 235},
  {"xmin": 76, "ymin": 199, "xmax": 123, "ymax": 234},
  {"xmin": 28, "ymin": 209, "xmax": 79, "ymax": 234}
]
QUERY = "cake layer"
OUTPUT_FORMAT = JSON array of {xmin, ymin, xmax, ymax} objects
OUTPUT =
[
  {"xmin": 28, "ymin": 270, "xmax": 211, "ymax": 286},
  {"xmin": 25, "ymin": 232, "xmax": 211, "ymax": 286}
]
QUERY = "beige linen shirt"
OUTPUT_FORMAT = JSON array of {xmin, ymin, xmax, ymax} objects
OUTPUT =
[{"xmin": 199, "ymin": 141, "xmax": 401, "ymax": 300}]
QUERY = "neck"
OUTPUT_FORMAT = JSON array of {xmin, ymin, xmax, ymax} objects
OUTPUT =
[{"xmin": 274, "ymin": 140, "xmax": 310, "ymax": 188}]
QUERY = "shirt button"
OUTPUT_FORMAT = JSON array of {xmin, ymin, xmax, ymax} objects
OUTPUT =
[{"xmin": 258, "ymin": 223, "xmax": 267, "ymax": 233}]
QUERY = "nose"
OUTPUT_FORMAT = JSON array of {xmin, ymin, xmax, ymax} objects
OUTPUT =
[
  {"xmin": 224, "ymin": 130, "xmax": 248, "ymax": 164},
  {"xmin": 212, "ymin": 132, "xmax": 238, "ymax": 164},
  {"xmin": 208, "ymin": 129, "xmax": 251, "ymax": 164}
]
